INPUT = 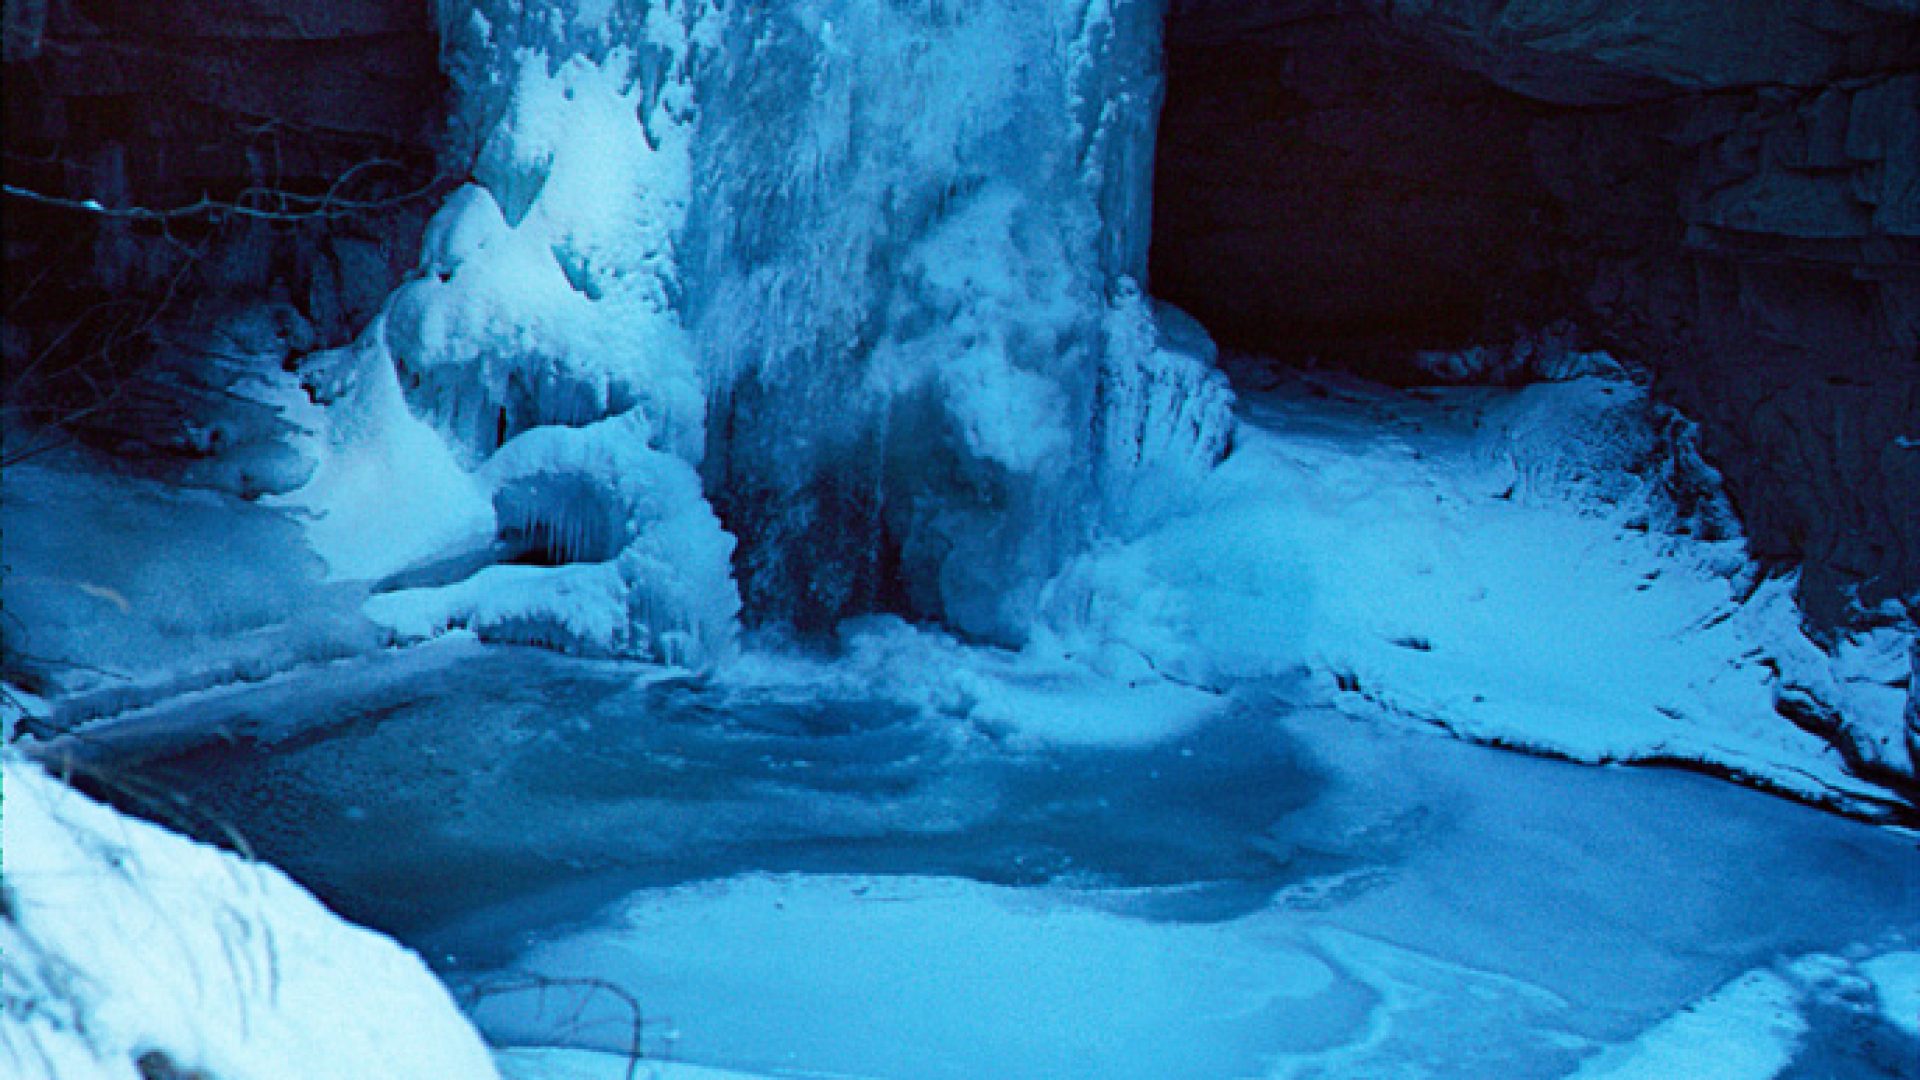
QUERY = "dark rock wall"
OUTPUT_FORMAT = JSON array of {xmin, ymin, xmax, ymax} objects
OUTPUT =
[
  {"xmin": 1, "ymin": 0, "xmax": 446, "ymax": 477},
  {"xmin": 1156, "ymin": 0, "xmax": 1920, "ymax": 620},
  {"xmin": 1152, "ymin": 13, "xmax": 1573, "ymax": 360}
]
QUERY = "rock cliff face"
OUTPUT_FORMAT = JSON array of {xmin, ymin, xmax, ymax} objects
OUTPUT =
[
  {"xmin": 1, "ymin": 0, "xmax": 444, "ymax": 485},
  {"xmin": 1155, "ymin": 0, "xmax": 1920, "ymax": 622}
]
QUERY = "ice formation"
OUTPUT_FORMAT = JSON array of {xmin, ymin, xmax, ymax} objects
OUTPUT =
[
  {"xmin": 682, "ymin": 0, "xmax": 1211, "ymax": 639},
  {"xmin": 283, "ymin": 0, "xmax": 1231, "ymax": 665}
]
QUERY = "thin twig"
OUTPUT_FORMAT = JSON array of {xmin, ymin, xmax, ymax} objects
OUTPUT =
[
  {"xmin": 463, "ymin": 974, "xmax": 647, "ymax": 1080},
  {"xmin": 1, "ymin": 231, "xmax": 211, "ymax": 470},
  {"xmin": 3, "ymin": 161, "xmax": 450, "ymax": 223}
]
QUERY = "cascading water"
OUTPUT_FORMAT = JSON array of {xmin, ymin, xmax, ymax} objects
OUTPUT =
[{"xmin": 284, "ymin": 0, "xmax": 1233, "ymax": 669}]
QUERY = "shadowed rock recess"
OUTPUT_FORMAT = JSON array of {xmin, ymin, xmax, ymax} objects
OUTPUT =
[
  {"xmin": 1, "ymin": 0, "xmax": 444, "ymax": 486},
  {"xmin": 1155, "ymin": 0, "xmax": 1920, "ymax": 624}
]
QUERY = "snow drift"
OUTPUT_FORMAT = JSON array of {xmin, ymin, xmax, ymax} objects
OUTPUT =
[{"xmin": 0, "ymin": 756, "xmax": 499, "ymax": 1079}]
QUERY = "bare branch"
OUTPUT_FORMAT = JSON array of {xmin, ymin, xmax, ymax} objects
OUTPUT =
[
  {"xmin": 3, "ymin": 159, "xmax": 451, "ymax": 224},
  {"xmin": 462, "ymin": 974, "xmax": 648, "ymax": 1080}
]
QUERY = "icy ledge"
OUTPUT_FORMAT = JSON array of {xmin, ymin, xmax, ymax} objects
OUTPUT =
[{"xmin": 0, "ymin": 756, "xmax": 499, "ymax": 1080}]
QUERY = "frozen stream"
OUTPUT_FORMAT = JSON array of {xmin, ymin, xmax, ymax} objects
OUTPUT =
[{"xmin": 73, "ymin": 644, "xmax": 1920, "ymax": 1078}]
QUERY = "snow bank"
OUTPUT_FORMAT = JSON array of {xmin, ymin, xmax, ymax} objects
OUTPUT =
[
  {"xmin": 1036, "ymin": 368, "xmax": 1916, "ymax": 810},
  {"xmin": 0, "ymin": 756, "xmax": 498, "ymax": 1079}
]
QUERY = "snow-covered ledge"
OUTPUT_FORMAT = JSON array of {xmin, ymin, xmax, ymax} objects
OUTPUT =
[{"xmin": 0, "ymin": 755, "xmax": 499, "ymax": 1080}]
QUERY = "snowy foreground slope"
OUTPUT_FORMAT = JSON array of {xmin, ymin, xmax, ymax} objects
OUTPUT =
[{"xmin": 0, "ymin": 756, "xmax": 498, "ymax": 1079}]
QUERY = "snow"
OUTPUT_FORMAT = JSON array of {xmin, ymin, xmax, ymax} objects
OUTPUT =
[
  {"xmin": 1862, "ymin": 951, "xmax": 1920, "ymax": 1039},
  {"xmin": 274, "ymin": 325, "xmax": 498, "ymax": 583},
  {"xmin": 368, "ymin": 412, "xmax": 740, "ymax": 668},
  {"xmin": 369, "ymin": 562, "xmax": 639, "ymax": 656},
  {"xmin": 1808, "ymin": 623, "xmax": 1919, "ymax": 779},
  {"xmin": 1036, "ymin": 366, "xmax": 1915, "ymax": 812},
  {"xmin": 1567, "ymin": 971, "xmax": 1806, "ymax": 1080},
  {"xmin": 0, "ymin": 458, "xmax": 376, "ymax": 724},
  {"xmin": 0, "ymin": 756, "xmax": 498, "ymax": 1080},
  {"xmin": 9, "ymin": 2, "xmax": 1918, "ymax": 1076}
]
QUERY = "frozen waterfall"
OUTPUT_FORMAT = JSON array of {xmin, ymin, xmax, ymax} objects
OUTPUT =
[{"xmin": 283, "ymin": 0, "xmax": 1233, "ymax": 668}]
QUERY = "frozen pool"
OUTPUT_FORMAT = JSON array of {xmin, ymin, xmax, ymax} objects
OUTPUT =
[{"xmin": 70, "ymin": 645, "xmax": 1920, "ymax": 1078}]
